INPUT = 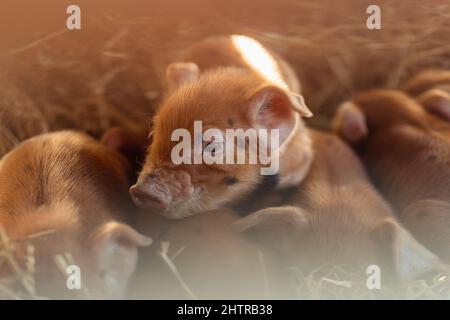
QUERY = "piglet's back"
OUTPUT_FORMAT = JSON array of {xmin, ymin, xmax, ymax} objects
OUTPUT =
[
  {"xmin": 0, "ymin": 131, "xmax": 132, "ymax": 234},
  {"xmin": 349, "ymin": 91, "xmax": 450, "ymax": 209},
  {"xmin": 181, "ymin": 35, "xmax": 300, "ymax": 93},
  {"xmin": 333, "ymin": 88, "xmax": 450, "ymax": 263},
  {"xmin": 0, "ymin": 131, "xmax": 152, "ymax": 299},
  {"xmin": 294, "ymin": 129, "xmax": 392, "ymax": 223}
]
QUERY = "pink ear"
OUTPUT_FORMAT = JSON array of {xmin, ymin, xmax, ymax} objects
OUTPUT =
[
  {"xmin": 93, "ymin": 221, "xmax": 152, "ymax": 248},
  {"xmin": 248, "ymin": 86, "xmax": 300, "ymax": 145},
  {"xmin": 101, "ymin": 127, "xmax": 149, "ymax": 166},
  {"xmin": 90, "ymin": 222, "xmax": 152, "ymax": 298},
  {"xmin": 417, "ymin": 88, "xmax": 450, "ymax": 121},
  {"xmin": 372, "ymin": 218, "xmax": 443, "ymax": 282},
  {"xmin": 101, "ymin": 127, "xmax": 129, "ymax": 152},
  {"xmin": 166, "ymin": 62, "xmax": 200, "ymax": 90},
  {"xmin": 333, "ymin": 101, "xmax": 368, "ymax": 143}
]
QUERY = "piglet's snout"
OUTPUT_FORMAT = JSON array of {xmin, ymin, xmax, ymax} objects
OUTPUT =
[
  {"xmin": 130, "ymin": 168, "xmax": 194, "ymax": 211},
  {"xmin": 130, "ymin": 179, "xmax": 172, "ymax": 210}
]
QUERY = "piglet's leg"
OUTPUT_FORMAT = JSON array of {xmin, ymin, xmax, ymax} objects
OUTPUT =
[{"xmin": 232, "ymin": 206, "xmax": 307, "ymax": 253}]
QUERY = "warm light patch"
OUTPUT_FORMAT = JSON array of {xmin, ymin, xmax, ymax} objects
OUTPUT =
[{"xmin": 231, "ymin": 35, "xmax": 288, "ymax": 90}]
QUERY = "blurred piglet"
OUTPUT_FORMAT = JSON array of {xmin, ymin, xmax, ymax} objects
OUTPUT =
[
  {"xmin": 235, "ymin": 130, "xmax": 443, "ymax": 283},
  {"xmin": 130, "ymin": 208, "xmax": 290, "ymax": 299},
  {"xmin": 333, "ymin": 85, "xmax": 450, "ymax": 263},
  {"xmin": 0, "ymin": 130, "xmax": 151, "ymax": 299},
  {"xmin": 130, "ymin": 35, "xmax": 314, "ymax": 219},
  {"xmin": 132, "ymin": 130, "xmax": 443, "ymax": 299}
]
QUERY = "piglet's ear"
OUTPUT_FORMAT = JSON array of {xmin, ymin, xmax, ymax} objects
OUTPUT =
[
  {"xmin": 332, "ymin": 101, "xmax": 368, "ymax": 144},
  {"xmin": 289, "ymin": 92, "xmax": 313, "ymax": 118},
  {"xmin": 93, "ymin": 221, "xmax": 152, "ymax": 248},
  {"xmin": 101, "ymin": 127, "xmax": 131, "ymax": 152},
  {"xmin": 233, "ymin": 206, "xmax": 307, "ymax": 254},
  {"xmin": 166, "ymin": 62, "xmax": 200, "ymax": 90},
  {"xmin": 91, "ymin": 222, "xmax": 152, "ymax": 298},
  {"xmin": 248, "ymin": 86, "xmax": 311, "ymax": 146},
  {"xmin": 101, "ymin": 127, "xmax": 149, "ymax": 167},
  {"xmin": 373, "ymin": 218, "xmax": 443, "ymax": 282},
  {"xmin": 417, "ymin": 88, "xmax": 450, "ymax": 121}
]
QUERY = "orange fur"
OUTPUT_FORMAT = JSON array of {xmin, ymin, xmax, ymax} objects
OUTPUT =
[
  {"xmin": 131, "ymin": 130, "xmax": 442, "ymax": 297},
  {"xmin": 0, "ymin": 131, "xmax": 150, "ymax": 298},
  {"xmin": 132, "ymin": 35, "xmax": 313, "ymax": 219},
  {"xmin": 238, "ymin": 130, "xmax": 397, "ymax": 276},
  {"xmin": 333, "ymin": 87, "xmax": 450, "ymax": 262},
  {"xmin": 236, "ymin": 130, "xmax": 443, "ymax": 282},
  {"xmin": 401, "ymin": 69, "xmax": 450, "ymax": 97}
]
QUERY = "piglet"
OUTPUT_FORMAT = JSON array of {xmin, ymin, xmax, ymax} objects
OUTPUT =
[
  {"xmin": 234, "ymin": 129, "xmax": 443, "ymax": 283},
  {"xmin": 129, "ymin": 208, "xmax": 290, "ymax": 299},
  {"xmin": 0, "ymin": 130, "xmax": 151, "ymax": 299},
  {"xmin": 129, "ymin": 130, "xmax": 442, "ymax": 298},
  {"xmin": 130, "ymin": 35, "xmax": 314, "ymax": 219},
  {"xmin": 333, "ymin": 86, "xmax": 450, "ymax": 263}
]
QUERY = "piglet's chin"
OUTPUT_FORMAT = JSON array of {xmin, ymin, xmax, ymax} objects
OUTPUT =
[{"xmin": 159, "ymin": 208, "xmax": 197, "ymax": 220}]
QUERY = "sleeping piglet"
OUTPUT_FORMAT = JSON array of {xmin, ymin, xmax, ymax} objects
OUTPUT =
[
  {"xmin": 130, "ymin": 208, "xmax": 291, "ymax": 299},
  {"xmin": 234, "ymin": 129, "xmax": 444, "ymax": 283},
  {"xmin": 332, "ymin": 86, "xmax": 450, "ymax": 263},
  {"xmin": 0, "ymin": 130, "xmax": 151, "ymax": 299},
  {"xmin": 129, "ymin": 130, "xmax": 443, "ymax": 298}
]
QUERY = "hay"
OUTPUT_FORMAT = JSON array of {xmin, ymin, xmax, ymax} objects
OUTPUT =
[
  {"xmin": 0, "ymin": 228, "xmax": 37, "ymax": 299},
  {"xmin": 1, "ymin": 0, "xmax": 449, "ymax": 139}
]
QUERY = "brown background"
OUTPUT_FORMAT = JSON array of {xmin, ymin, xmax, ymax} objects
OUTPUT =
[{"xmin": 0, "ymin": 0, "xmax": 449, "ymax": 128}]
